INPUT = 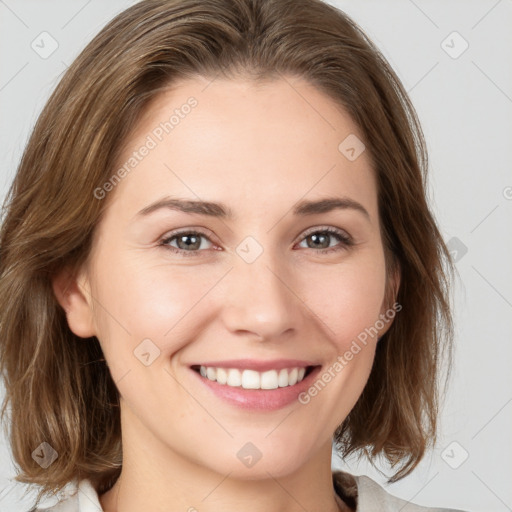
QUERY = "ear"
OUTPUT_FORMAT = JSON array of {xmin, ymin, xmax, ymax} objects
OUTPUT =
[
  {"xmin": 52, "ymin": 264, "xmax": 96, "ymax": 338},
  {"xmin": 377, "ymin": 261, "xmax": 401, "ymax": 340}
]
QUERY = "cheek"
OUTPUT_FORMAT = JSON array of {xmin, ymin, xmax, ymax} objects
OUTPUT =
[
  {"xmin": 90, "ymin": 239, "xmax": 386, "ymax": 381},
  {"xmin": 298, "ymin": 252, "xmax": 387, "ymax": 347},
  {"xmin": 90, "ymin": 249, "xmax": 225, "ymax": 359}
]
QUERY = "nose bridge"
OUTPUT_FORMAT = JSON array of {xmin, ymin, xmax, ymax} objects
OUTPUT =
[{"xmin": 220, "ymin": 242, "xmax": 300, "ymax": 339}]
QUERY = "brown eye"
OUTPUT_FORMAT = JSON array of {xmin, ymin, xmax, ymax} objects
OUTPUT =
[{"xmin": 297, "ymin": 227, "xmax": 353, "ymax": 254}]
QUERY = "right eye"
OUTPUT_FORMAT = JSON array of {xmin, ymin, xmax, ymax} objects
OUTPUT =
[{"xmin": 159, "ymin": 230, "xmax": 217, "ymax": 257}]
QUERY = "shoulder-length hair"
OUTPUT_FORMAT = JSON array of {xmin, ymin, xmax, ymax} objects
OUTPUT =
[{"xmin": 0, "ymin": 0, "xmax": 455, "ymax": 504}]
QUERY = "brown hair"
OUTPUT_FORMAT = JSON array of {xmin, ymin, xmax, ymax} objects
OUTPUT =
[{"xmin": 0, "ymin": 0, "xmax": 456, "ymax": 505}]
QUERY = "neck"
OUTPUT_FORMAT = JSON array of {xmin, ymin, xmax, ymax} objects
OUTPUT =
[{"xmin": 99, "ymin": 404, "xmax": 350, "ymax": 512}]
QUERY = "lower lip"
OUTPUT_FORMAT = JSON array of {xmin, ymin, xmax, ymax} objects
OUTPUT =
[{"xmin": 190, "ymin": 366, "xmax": 322, "ymax": 411}]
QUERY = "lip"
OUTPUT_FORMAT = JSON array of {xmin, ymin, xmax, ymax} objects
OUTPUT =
[
  {"xmin": 189, "ymin": 358, "xmax": 317, "ymax": 371},
  {"xmin": 189, "ymin": 362, "xmax": 322, "ymax": 411}
]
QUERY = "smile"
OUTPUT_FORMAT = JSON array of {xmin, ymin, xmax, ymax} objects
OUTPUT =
[{"xmin": 192, "ymin": 365, "xmax": 313, "ymax": 389}]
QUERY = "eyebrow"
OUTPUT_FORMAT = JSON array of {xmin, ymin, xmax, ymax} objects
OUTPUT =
[{"xmin": 136, "ymin": 196, "xmax": 371, "ymax": 222}]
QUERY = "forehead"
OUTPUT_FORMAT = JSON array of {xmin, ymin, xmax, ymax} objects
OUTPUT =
[{"xmin": 108, "ymin": 75, "xmax": 378, "ymax": 222}]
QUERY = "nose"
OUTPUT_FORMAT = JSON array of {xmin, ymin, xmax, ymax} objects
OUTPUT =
[{"xmin": 219, "ymin": 252, "xmax": 303, "ymax": 342}]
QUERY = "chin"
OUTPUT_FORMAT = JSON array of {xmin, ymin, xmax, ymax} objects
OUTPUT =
[{"xmin": 197, "ymin": 440, "xmax": 313, "ymax": 480}]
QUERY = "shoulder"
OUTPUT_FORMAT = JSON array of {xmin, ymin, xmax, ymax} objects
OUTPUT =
[
  {"xmin": 332, "ymin": 469, "xmax": 468, "ymax": 512},
  {"xmin": 28, "ymin": 472, "xmax": 467, "ymax": 512},
  {"xmin": 28, "ymin": 479, "xmax": 101, "ymax": 512}
]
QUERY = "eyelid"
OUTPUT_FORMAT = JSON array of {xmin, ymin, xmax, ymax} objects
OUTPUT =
[
  {"xmin": 159, "ymin": 224, "xmax": 354, "ymax": 257},
  {"xmin": 160, "ymin": 226, "xmax": 218, "ymax": 244},
  {"xmin": 160, "ymin": 225, "xmax": 352, "ymax": 245},
  {"xmin": 296, "ymin": 225, "xmax": 352, "ymax": 244}
]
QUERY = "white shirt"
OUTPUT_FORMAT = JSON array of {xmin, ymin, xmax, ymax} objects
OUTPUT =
[{"xmin": 30, "ymin": 470, "xmax": 467, "ymax": 511}]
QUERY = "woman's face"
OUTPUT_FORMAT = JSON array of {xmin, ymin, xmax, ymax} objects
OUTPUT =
[{"xmin": 62, "ymin": 75, "xmax": 399, "ymax": 478}]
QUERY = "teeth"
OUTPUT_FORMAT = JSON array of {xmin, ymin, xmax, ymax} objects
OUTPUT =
[
  {"xmin": 197, "ymin": 366, "xmax": 309, "ymax": 389},
  {"xmin": 242, "ymin": 370, "xmax": 260, "ymax": 389},
  {"xmin": 288, "ymin": 368, "xmax": 298, "ymax": 386},
  {"xmin": 261, "ymin": 370, "xmax": 278, "ymax": 390},
  {"xmin": 206, "ymin": 367, "xmax": 216, "ymax": 381},
  {"xmin": 216, "ymin": 367, "xmax": 228, "ymax": 385},
  {"xmin": 227, "ymin": 368, "xmax": 242, "ymax": 387},
  {"xmin": 278, "ymin": 368, "xmax": 289, "ymax": 387}
]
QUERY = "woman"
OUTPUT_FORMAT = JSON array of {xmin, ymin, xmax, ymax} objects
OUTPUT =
[{"xmin": 0, "ymin": 0, "xmax": 465, "ymax": 510}]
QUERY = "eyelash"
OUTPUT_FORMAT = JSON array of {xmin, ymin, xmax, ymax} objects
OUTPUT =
[{"xmin": 159, "ymin": 226, "xmax": 354, "ymax": 258}]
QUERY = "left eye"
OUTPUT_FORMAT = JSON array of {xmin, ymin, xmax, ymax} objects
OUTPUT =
[
  {"xmin": 160, "ymin": 227, "xmax": 353, "ymax": 257},
  {"xmin": 297, "ymin": 227, "xmax": 353, "ymax": 253}
]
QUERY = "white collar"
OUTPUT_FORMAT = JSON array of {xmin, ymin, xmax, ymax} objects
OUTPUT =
[{"xmin": 35, "ymin": 478, "xmax": 102, "ymax": 511}]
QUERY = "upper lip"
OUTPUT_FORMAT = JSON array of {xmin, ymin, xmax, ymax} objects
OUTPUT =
[{"xmin": 190, "ymin": 359, "xmax": 320, "ymax": 372}]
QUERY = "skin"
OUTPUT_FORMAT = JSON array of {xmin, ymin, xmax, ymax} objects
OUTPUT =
[{"xmin": 53, "ymin": 75, "xmax": 399, "ymax": 512}]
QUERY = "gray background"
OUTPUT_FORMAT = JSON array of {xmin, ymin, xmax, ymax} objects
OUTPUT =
[{"xmin": 1, "ymin": 1, "xmax": 511, "ymax": 511}]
